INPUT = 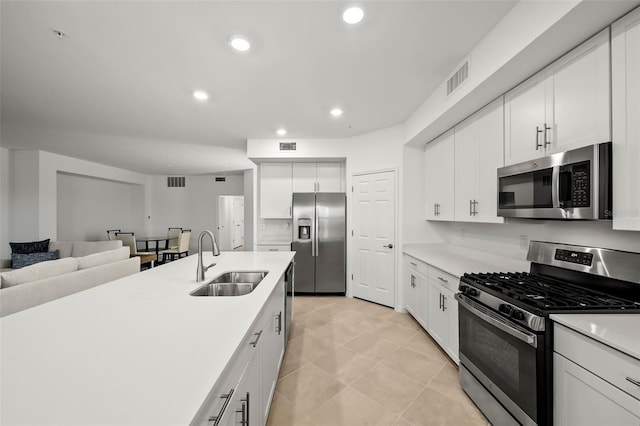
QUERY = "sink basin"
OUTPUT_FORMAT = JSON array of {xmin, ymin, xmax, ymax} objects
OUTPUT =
[{"xmin": 190, "ymin": 271, "xmax": 268, "ymax": 297}]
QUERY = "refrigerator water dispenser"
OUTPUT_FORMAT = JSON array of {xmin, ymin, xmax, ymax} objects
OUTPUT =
[{"xmin": 297, "ymin": 218, "xmax": 311, "ymax": 240}]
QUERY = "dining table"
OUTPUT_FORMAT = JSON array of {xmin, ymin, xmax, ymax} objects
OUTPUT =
[{"xmin": 136, "ymin": 236, "xmax": 171, "ymax": 256}]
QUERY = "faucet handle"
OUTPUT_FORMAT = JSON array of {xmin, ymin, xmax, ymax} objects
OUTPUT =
[{"xmin": 206, "ymin": 263, "xmax": 216, "ymax": 271}]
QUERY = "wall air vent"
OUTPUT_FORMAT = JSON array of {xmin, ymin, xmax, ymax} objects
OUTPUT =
[
  {"xmin": 446, "ymin": 60, "xmax": 469, "ymax": 96},
  {"xmin": 279, "ymin": 142, "xmax": 297, "ymax": 151},
  {"xmin": 167, "ymin": 176, "xmax": 186, "ymax": 188},
  {"xmin": 215, "ymin": 177, "xmax": 226, "ymax": 182}
]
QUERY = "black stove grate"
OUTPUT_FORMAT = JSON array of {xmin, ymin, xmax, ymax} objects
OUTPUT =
[{"xmin": 461, "ymin": 272, "xmax": 640, "ymax": 312}]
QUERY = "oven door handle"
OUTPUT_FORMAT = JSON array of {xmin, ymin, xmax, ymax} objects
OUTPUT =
[{"xmin": 455, "ymin": 294, "xmax": 538, "ymax": 348}]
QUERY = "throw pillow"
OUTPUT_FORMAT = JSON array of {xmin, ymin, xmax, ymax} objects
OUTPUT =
[
  {"xmin": 11, "ymin": 250, "xmax": 60, "ymax": 269},
  {"xmin": 9, "ymin": 238, "xmax": 50, "ymax": 254}
]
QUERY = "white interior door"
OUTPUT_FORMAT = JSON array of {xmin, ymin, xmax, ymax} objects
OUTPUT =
[
  {"xmin": 232, "ymin": 196, "xmax": 244, "ymax": 249},
  {"xmin": 217, "ymin": 196, "xmax": 232, "ymax": 251},
  {"xmin": 352, "ymin": 170, "xmax": 396, "ymax": 307}
]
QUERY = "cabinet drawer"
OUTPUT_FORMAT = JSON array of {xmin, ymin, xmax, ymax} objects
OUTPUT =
[
  {"xmin": 427, "ymin": 267, "xmax": 458, "ymax": 292},
  {"xmin": 405, "ymin": 255, "xmax": 429, "ymax": 276},
  {"xmin": 554, "ymin": 324, "xmax": 640, "ymax": 401}
]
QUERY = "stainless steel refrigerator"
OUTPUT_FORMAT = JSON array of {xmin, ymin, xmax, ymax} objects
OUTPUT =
[{"xmin": 292, "ymin": 193, "xmax": 346, "ymax": 294}]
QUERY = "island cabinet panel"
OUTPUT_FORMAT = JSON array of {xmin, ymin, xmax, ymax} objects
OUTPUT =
[
  {"xmin": 553, "ymin": 324, "xmax": 640, "ymax": 425},
  {"xmin": 454, "ymin": 97, "xmax": 505, "ymax": 223},
  {"xmin": 425, "ymin": 129, "xmax": 455, "ymax": 221},
  {"xmin": 505, "ymin": 28, "xmax": 610, "ymax": 165},
  {"xmin": 612, "ymin": 6, "xmax": 640, "ymax": 231},
  {"xmin": 192, "ymin": 275, "xmax": 286, "ymax": 426},
  {"xmin": 260, "ymin": 163, "xmax": 293, "ymax": 219}
]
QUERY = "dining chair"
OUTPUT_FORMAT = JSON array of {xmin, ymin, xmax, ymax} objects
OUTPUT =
[
  {"xmin": 106, "ymin": 229, "xmax": 121, "ymax": 240},
  {"xmin": 160, "ymin": 230, "xmax": 191, "ymax": 263},
  {"xmin": 166, "ymin": 227, "xmax": 182, "ymax": 250},
  {"xmin": 115, "ymin": 232, "xmax": 157, "ymax": 270}
]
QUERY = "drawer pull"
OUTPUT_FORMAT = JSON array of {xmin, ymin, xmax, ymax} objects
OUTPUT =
[
  {"xmin": 409, "ymin": 262, "xmax": 417, "ymax": 267},
  {"xmin": 209, "ymin": 389, "xmax": 234, "ymax": 425},
  {"xmin": 626, "ymin": 377, "xmax": 640, "ymax": 387},
  {"xmin": 250, "ymin": 330, "xmax": 263, "ymax": 347},
  {"xmin": 438, "ymin": 276, "xmax": 448, "ymax": 283}
]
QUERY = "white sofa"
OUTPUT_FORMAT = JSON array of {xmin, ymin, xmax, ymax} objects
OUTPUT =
[{"xmin": 0, "ymin": 241, "xmax": 140, "ymax": 317}]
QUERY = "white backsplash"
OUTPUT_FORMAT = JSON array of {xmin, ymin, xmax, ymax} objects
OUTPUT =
[
  {"xmin": 259, "ymin": 219, "xmax": 292, "ymax": 243},
  {"xmin": 431, "ymin": 220, "xmax": 639, "ymax": 262}
]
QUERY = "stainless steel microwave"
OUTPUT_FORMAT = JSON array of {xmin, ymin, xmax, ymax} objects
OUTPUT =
[{"xmin": 497, "ymin": 142, "xmax": 612, "ymax": 220}]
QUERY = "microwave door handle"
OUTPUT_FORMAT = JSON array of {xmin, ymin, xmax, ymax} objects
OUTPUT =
[
  {"xmin": 455, "ymin": 294, "xmax": 538, "ymax": 348},
  {"xmin": 551, "ymin": 166, "xmax": 560, "ymax": 209}
]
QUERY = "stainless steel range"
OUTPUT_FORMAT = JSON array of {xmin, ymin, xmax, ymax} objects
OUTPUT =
[{"xmin": 456, "ymin": 241, "xmax": 640, "ymax": 426}]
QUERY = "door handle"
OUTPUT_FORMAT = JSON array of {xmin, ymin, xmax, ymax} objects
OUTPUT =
[{"xmin": 383, "ymin": 244, "xmax": 393, "ymax": 249}]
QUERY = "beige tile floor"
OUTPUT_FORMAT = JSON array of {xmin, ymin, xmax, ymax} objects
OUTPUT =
[{"xmin": 267, "ymin": 295, "xmax": 489, "ymax": 426}]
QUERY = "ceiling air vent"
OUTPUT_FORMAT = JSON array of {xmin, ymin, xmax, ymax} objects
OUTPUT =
[
  {"xmin": 446, "ymin": 60, "xmax": 469, "ymax": 96},
  {"xmin": 167, "ymin": 176, "xmax": 186, "ymax": 188},
  {"xmin": 279, "ymin": 142, "xmax": 297, "ymax": 151},
  {"xmin": 215, "ymin": 177, "xmax": 226, "ymax": 182}
]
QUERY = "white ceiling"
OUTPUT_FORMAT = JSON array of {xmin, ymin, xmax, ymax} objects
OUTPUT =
[{"xmin": 1, "ymin": 0, "xmax": 517, "ymax": 175}]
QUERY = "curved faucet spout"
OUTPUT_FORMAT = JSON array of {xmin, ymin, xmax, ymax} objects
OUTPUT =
[{"xmin": 196, "ymin": 230, "xmax": 220, "ymax": 282}]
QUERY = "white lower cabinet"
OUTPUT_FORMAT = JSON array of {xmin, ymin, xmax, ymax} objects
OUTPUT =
[
  {"xmin": 403, "ymin": 256, "xmax": 428, "ymax": 329},
  {"xmin": 402, "ymin": 255, "xmax": 458, "ymax": 364},
  {"xmin": 426, "ymin": 268, "xmax": 459, "ymax": 365},
  {"xmin": 553, "ymin": 324, "xmax": 640, "ymax": 426},
  {"xmin": 192, "ymin": 276, "xmax": 285, "ymax": 426}
]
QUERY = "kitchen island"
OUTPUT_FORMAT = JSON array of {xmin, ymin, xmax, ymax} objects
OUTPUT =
[{"xmin": 0, "ymin": 250, "xmax": 294, "ymax": 425}]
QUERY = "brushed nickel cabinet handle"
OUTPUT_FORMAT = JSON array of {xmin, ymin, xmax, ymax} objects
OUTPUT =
[
  {"xmin": 250, "ymin": 330, "xmax": 263, "ymax": 347},
  {"xmin": 469, "ymin": 199, "xmax": 473, "ymax": 216},
  {"xmin": 209, "ymin": 389, "xmax": 235, "ymax": 425},
  {"xmin": 626, "ymin": 377, "xmax": 640, "ymax": 387},
  {"xmin": 535, "ymin": 126, "xmax": 543, "ymax": 150},
  {"xmin": 544, "ymin": 124, "xmax": 552, "ymax": 147},
  {"xmin": 438, "ymin": 276, "xmax": 449, "ymax": 284},
  {"xmin": 410, "ymin": 262, "xmax": 417, "ymax": 267}
]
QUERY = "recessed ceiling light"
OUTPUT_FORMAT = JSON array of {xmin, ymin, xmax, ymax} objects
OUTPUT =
[
  {"xmin": 330, "ymin": 108, "xmax": 343, "ymax": 117},
  {"xmin": 343, "ymin": 7, "xmax": 364, "ymax": 24},
  {"xmin": 276, "ymin": 128, "xmax": 287, "ymax": 136},
  {"xmin": 228, "ymin": 34, "xmax": 251, "ymax": 52},
  {"xmin": 193, "ymin": 90, "xmax": 209, "ymax": 101}
]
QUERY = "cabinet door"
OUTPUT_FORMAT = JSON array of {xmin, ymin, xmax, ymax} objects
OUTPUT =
[
  {"xmin": 425, "ymin": 130, "xmax": 454, "ymax": 221},
  {"xmin": 316, "ymin": 163, "xmax": 342, "ymax": 192},
  {"xmin": 547, "ymin": 28, "xmax": 610, "ymax": 154},
  {"xmin": 504, "ymin": 73, "xmax": 547, "ymax": 165},
  {"xmin": 427, "ymin": 280, "xmax": 448, "ymax": 348},
  {"xmin": 261, "ymin": 280, "xmax": 285, "ymax": 421},
  {"xmin": 415, "ymin": 273, "xmax": 429, "ymax": 330},
  {"xmin": 612, "ymin": 7, "xmax": 640, "ymax": 231},
  {"xmin": 292, "ymin": 163, "xmax": 316, "ymax": 192},
  {"xmin": 260, "ymin": 163, "xmax": 292, "ymax": 218},
  {"xmin": 443, "ymin": 286, "xmax": 459, "ymax": 364},
  {"xmin": 474, "ymin": 98, "xmax": 505, "ymax": 224},
  {"xmin": 554, "ymin": 353, "xmax": 640, "ymax": 426},
  {"xmin": 454, "ymin": 110, "xmax": 478, "ymax": 221},
  {"xmin": 404, "ymin": 261, "xmax": 418, "ymax": 317}
]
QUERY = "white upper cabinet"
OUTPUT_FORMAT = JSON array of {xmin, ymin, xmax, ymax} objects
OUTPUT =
[
  {"xmin": 260, "ymin": 163, "xmax": 292, "ymax": 219},
  {"xmin": 292, "ymin": 162, "xmax": 342, "ymax": 192},
  {"xmin": 612, "ymin": 7, "xmax": 640, "ymax": 231},
  {"xmin": 425, "ymin": 130, "xmax": 455, "ymax": 221},
  {"xmin": 505, "ymin": 29, "xmax": 610, "ymax": 165},
  {"xmin": 454, "ymin": 97, "xmax": 505, "ymax": 223}
]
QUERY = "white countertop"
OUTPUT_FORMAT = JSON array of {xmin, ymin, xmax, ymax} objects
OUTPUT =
[
  {"xmin": 403, "ymin": 243, "xmax": 530, "ymax": 278},
  {"xmin": 551, "ymin": 314, "xmax": 640, "ymax": 360},
  {"xmin": 0, "ymin": 251, "xmax": 295, "ymax": 426},
  {"xmin": 257, "ymin": 241, "xmax": 291, "ymax": 245}
]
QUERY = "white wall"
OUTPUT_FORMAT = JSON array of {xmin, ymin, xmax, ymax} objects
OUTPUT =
[
  {"xmin": 149, "ymin": 174, "xmax": 244, "ymax": 254},
  {"xmin": 57, "ymin": 172, "xmax": 145, "ymax": 241}
]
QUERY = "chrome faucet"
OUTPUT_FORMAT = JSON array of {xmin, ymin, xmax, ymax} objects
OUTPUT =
[{"xmin": 196, "ymin": 230, "xmax": 220, "ymax": 282}]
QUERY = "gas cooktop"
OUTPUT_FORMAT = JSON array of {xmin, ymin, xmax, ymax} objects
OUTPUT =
[{"xmin": 461, "ymin": 271, "xmax": 640, "ymax": 313}]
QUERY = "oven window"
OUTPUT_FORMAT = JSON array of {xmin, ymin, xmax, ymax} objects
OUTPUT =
[
  {"xmin": 499, "ymin": 169, "xmax": 553, "ymax": 209},
  {"xmin": 458, "ymin": 305, "xmax": 542, "ymax": 422}
]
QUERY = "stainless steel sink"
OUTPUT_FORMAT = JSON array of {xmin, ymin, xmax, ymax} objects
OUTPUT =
[{"xmin": 190, "ymin": 271, "xmax": 268, "ymax": 297}]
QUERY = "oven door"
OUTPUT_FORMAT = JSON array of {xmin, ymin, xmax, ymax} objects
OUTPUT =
[{"xmin": 456, "ymin": 294, "xmax": 545, "ymax": 426}]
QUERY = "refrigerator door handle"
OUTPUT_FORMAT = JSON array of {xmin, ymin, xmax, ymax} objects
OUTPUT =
[{"xmin": 314, "ymin": 202, "xmax": 319, "ymax": 257}]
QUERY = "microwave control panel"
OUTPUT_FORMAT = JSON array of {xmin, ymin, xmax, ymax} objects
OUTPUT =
[
  {"xmin": 555, "ymin": 249, "xmax": 593, "ymax": 266},
  {"xmin": 570, "ymin": 162, "xmax": 590, "ymax": 207}
]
